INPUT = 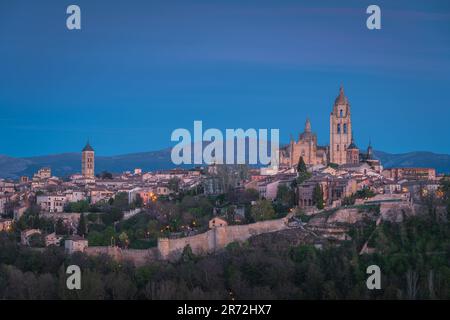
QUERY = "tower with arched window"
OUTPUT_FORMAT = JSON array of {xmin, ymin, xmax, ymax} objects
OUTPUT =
[
  {"xmin": 82, "ymin": 141, "xmax": 95, "ymax": 178},
  {"xmin": 329, "ymin": 86, "xmax": 352, "ymax": 164}
]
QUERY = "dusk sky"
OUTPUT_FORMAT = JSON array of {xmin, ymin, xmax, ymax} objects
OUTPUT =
[{"xmin": 1, "ymin": 0, "xmax": 450, "ymax": 157}]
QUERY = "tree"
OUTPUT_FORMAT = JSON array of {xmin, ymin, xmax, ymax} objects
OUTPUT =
[
  {"xmin": 96, "ymin": 171, "xmax": 113, "ymax": 179},
  {"xmin": 406, "ymin": 269, "xmax": 419, "ymax": 299},
  {"xmin": 226, "ymin": 206, "xmax": 236, "ymax": 224},
  {"xmin": 119, "ymin": 232, "xmax": 129, "ymax": 248},
  {"xmin": 246, "ymin": 188, "xmax": 259, "ymax": 198},
  {"xmin": 355, "ymin": 188, "xmax": 376, "ymax": 199},
  {"xmin": 342, "ymin": 196, "xmax": 355, "ymax": 206},
  {"xmin": 328, "ymin": 163, "xmax": 339, "ymax": 169},
  {"xmin": 226, "ymin": 185, "xmax": 264, "ymax": 205},
  {"xmin": 296, "ymin": 157, "xmax": 311, "ymax": 185},
  {"xmin": 77, "ymin": 213, "xmax": 87, "ymax": 236},
  {"xmin": 440, "ymin": 178, "xmax": 450, "ymax": 218},
  {"xmin": 297, "ymin": 156, "xmax": 307, "ymax": 173},
  {"xmin": 101, "ymin": 208, "xmax": 124, "ymax": 226},
  {"xmin": 168, "ymin": 177, "xmax": 181, "ymax": 193},
  {"xmin": 104, "ymin": 272, "xmax": 137, "ymax": 299},
  {"xmin": 312, "ymin": 184, "xmax": 324, "ymax": 209},
  {"xmin": 214, "ymin": 165, "xmax": 246, "ymax": 193},
  {"xmin": 181, "ymin": 245, "xmax": 196, "ymax": 262},
  {"xmin": 146, "ymin": 220, "xmax": 159, "ymax": 239},
  {"xmin": 87, "ymin": 213, "xmax": 99, "ymax": 223},
  {"xmin": 55, "ymin": 219, "xmax": 68, "ymax": 235},
  {"xmin": 111, "ymin": 192, "xmax": 130, "ymax": 211},
  {"xmin": 28, "ymin": 233, "xmax": 45, "ymax": 247},
  {"xmin": 65, "ymin": 200, "xmax": 90, "ymax": 213},
  {"xmin": 133, "ymin": 194, "xmax": 144, "ymax": 208},
  {"xmin": 250, "ymin": 200, "xmax": 276, "ymax": 221},
  {"xmin": 276, "ymin": 185, "xmax": 295, "ymax": 208}
]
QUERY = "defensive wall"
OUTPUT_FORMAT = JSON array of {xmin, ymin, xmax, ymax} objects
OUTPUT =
[
  {"xmin": 158, "ymin": 216, "xmax": 289, "ymax": 261},
  {"xmin": 85, "ymin": 246, "xmax": 159, "ymax": 266}
]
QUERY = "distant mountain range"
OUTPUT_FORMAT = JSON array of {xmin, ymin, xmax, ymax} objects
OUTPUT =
[
  {"xmin": 373, "ymin": 151, "xmax": 450, "ymax": 174},
  {"xmin": 0, "ymin": 149, "xmax": 449, "ymax": 179}
]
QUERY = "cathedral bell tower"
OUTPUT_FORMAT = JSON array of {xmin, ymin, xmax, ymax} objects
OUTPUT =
[{"xmin": 330, "ymin": 86, "xmax": 352, "ymax": 165}]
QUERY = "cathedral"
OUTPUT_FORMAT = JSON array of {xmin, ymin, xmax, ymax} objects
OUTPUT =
[
  {"xmin": 279, "ymin": 119, "xmax": 328, "ymax": 167},
  {"xmin": 279, "ymin": 86, "xmax": 378, "ymax": 169}
]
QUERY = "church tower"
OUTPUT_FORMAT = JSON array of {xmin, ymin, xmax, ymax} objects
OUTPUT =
[
  {"xmin": 330, "ymin": 86, "xmax": 352, "ymax": 165},
  {"xmin": 82, "ymin": 141, "xmax": 95, "ymax": 178}
]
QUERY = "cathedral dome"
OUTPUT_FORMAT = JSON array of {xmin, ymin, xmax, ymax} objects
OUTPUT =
[
  {"xmin": 367, "ymin": 141, "xmax": 374, "ymax": 159},
  {"xmin": 347, "ymin": 136, "xmax": 358, "ymax": 150},
  {"xmin": 299, "ymin": 118, "xmax": 316, "ymax": 141},
  {"xmin": 347, "ymin": 141, "xmax": 358, "ymax": 149}
]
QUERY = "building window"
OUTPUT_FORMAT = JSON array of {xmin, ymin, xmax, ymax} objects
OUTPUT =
[
  {"xmin": 337, "ymin": 145, "xmax": 340, "ymax": 151},
  {"xmin": 343, "ymin": 123, "xmax": 347, "ymax": 134},
  {"xmin": 340, "ymin": 109, "xmax": 343, "ymax": 117},
  {"xmin": 337, "ymin": 124, "xmax": 341, "ymax": 134}
]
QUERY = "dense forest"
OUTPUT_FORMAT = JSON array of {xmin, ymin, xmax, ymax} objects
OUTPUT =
[{"xmin": 1, "ymin": 209, "xmax": 449, "ymax": 299}]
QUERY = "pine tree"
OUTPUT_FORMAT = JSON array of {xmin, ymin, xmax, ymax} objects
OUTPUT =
[
  {"xmin": 297, "ymin": 156, "xmax": 307, "ymax": 173},
  {"xmin": 296, "ymin": 156, "xmax": 312, "ymax": 185},
  {"xmin": 77, "ymin": 213, "xmax": 87, "ymax": 237},
  {"xmin": 313, "ymin": 184, "xmax": 324, "ymax": 209}
]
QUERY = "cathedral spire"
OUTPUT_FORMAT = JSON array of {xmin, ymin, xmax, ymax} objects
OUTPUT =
[
  {"xmin": 305, "ymin": 118, "xmax": 311, "ymax": 133},
  {"xmin": 334, "ymin": 85, "xmax": 348, "ymax": 106}
]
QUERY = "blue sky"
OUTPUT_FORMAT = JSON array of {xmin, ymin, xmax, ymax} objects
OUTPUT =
[{"xmin": 0, "ymin": 0, "xmax": 450, "ymax": 157}]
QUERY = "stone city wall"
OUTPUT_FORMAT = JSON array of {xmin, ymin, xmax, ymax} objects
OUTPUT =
[
  {"xmin": 158, "ymin": 217, "xmax": 288, "ymax": 261},
  {"xmin": 85, "ymin": 246, "xmax": 159, "ymax": 266},
  {"xmin": 82, "ymin": 217, "xmax": 289, "ymax": 264}
]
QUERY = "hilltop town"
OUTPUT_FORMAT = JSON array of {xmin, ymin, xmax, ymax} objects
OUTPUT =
[{"xmin": 0, "ymin": 87, "xmax": 447, "ymax": 265}]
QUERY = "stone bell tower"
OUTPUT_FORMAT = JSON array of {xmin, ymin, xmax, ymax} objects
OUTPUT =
[
  {"xmin": 330, "ymin": 86, "xmax": 352, "ymax": 165},
  {"xmin": 82, "ymin": 141, "xmax": 95, "ymax": 178}
]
